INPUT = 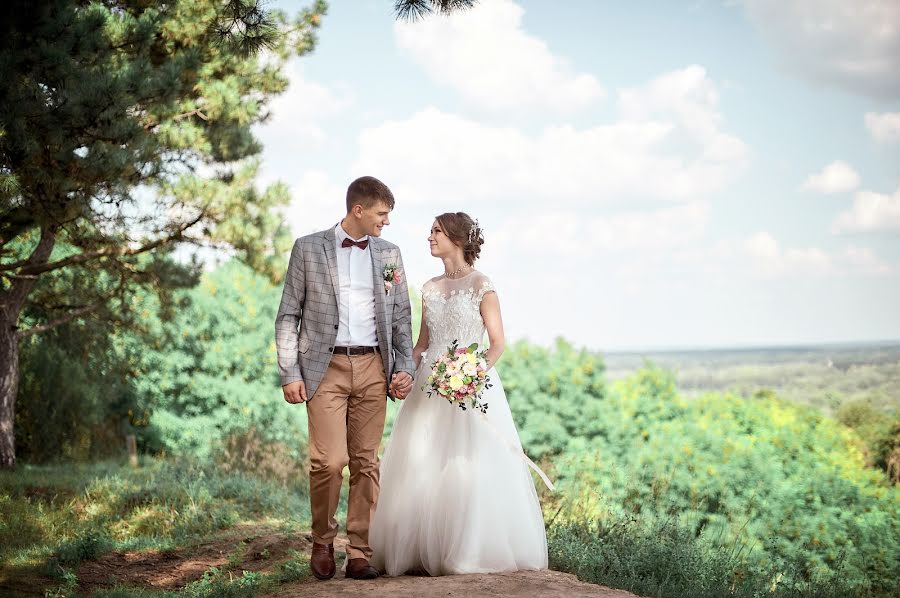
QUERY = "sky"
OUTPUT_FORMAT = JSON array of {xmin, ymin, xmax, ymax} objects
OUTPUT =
[{"xmin": 254, "ymin": 0, "xmax": 900, "ymax": 351}]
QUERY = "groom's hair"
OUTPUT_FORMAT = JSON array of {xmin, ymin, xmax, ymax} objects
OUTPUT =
[{"xmin": 346, "ymin": 176, "xmax": 395, "ymax": 212}]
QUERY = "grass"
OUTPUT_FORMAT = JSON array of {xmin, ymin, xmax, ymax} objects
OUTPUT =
[
  {"xmin": 4, "ymin": 456, "xmax": 890, "ymax": 597},
  {"xmin": 0, "ymin": 457, "xmax": 312, "ymax": 596},
  {"xmin": 547, "ymin": 513, "xmax": 874, "ymax": 598},
  {"xmin": 86, "ymin": 552, "xmax": 312, "ymax": 598}
]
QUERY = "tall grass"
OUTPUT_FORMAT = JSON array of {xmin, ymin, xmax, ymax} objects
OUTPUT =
[
  {"xmin": 547, "ymin": 508, "xmax": 872, "ymax": 598},
  {"xmin": 0, "ymin": 457, "xmax": 310, "ymax": 580}
]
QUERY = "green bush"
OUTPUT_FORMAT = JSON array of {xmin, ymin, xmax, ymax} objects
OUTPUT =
[
  {"xmin": 16, "ymin": 320, "xmax": 142, "ymax": 463},
  {"xmin": 499, "ymin": 337, "xmax": 607, "ymax": 459},
  {"xmin": 542, "ymin": 365, "xmax": 898, "ymax": 595},
  {"xmin": 122, "ymin": 260, "xmax": 309, "ymax": 459},
  {"xmin": 549, "ymin": 515, "xmax": 866, "ymax": 598},
  {"xmin": 836, "ymin": 399, "xmax": 900, "ymax": 482}
]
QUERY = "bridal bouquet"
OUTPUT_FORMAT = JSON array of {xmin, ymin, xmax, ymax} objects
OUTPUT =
[{"xmin": 424, "ymin": 340, "xmax": 492, "ymax": 413}]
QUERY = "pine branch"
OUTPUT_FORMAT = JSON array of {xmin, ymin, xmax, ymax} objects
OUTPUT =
[
  {"xmin": 212, "ymin": 0, "xmax": 280, "ymax": 57},
  {"xmin": 394, "ymin": 0, "xmax": 478, "ymax": 21},
  {"xmin": 16, "ymin": 304, "xmax": 99, "ymax": 339},
  {"xmin": 16, "ymin": 259, "xmax": 137, "ymax": 339},
  {"xmin": 1, "ymin": 209, "xmax": 206, "ymax": 276},
  {"xmin": 141, "ymin": 109, "xmax": 210, "ymax": 131}
]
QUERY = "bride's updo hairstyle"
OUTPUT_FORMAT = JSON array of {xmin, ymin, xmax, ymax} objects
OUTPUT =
[{"xmin": 435, "ymin": 212, "xmax": 484, "ymax": 266}]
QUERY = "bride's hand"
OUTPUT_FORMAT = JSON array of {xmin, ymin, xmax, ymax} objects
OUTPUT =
[{"xmin": 390, "ymin": 371, "xmax": 413, "ymax": 399}]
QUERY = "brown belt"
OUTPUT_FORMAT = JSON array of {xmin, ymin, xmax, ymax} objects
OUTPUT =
[{"xmin": 332, "ymin": 345, "xmax": 379, "ymax": 356}]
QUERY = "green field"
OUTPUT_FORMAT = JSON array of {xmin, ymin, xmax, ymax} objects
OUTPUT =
[{"xmin": 604, "ymin": 343, "xmax": 900, "ymax": 414}]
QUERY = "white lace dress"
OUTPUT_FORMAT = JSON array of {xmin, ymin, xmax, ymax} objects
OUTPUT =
[{"xmin": 369, "ymin": 271, "xmax": 548, "ymax": 576}]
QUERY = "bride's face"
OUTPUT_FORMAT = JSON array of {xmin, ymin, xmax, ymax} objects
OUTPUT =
[{"xmin": 428, "ymin": 220, "xmax": 458, "ymax": 258}]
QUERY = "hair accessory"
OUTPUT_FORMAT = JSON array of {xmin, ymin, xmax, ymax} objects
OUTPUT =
[{"xmin": 468, "ymin": 219, "xmax": 481, "ymax": 243}]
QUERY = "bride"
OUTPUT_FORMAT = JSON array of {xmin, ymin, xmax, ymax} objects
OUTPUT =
[{"xmin": 369, "ymin": 212, "xmax": 548, "ymax": 576}]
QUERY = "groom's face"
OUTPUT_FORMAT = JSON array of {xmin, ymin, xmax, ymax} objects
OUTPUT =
[{"xmin": 358, "ymin": 200, "xmax": 392, "ymax": 237}]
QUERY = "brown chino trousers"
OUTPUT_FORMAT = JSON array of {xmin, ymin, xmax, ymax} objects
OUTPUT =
[{"xmin": 306, "ymin": 352, "xmax": 387, "ymax": 561}]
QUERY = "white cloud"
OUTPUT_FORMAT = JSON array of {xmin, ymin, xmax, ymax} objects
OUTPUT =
[
  {"xmin": 742, "ymin": 0, "xmax": 900, "ymax": 99},
  {"xmin": 864, "ymin": 112, "xmax": 900, "ymax": 143},
  {"xmin": 394, "ymin": 0, "xmax": 604, "ymax": 112},
  {"xmin": 261, "ymin": 61, "xmax": 351, "ymax": 144},
  {"xmin": 802, "ymin": 160, "xmax": 860, "ymax": 194},
  {"xmin": 279, "ymin": 170, "xmax": 346, "ymax": 236},
  {"xmin": 840, "ymin": 245, "xmax": 895, "ymax": 275},
  {"xmin": 832, "ymin": 187, "xmax": 900, "ymax": 233},
  {"xmin": 743, "ymin": 232, "xmax": 897, "ymax": 278},
  {"xmin": 353, "ymin": 67, "xmax": 747, "ymax": 205},
  {"xmin": 744, "ymin": 231, "xmax": 834, "ymax": 276},
  {"xmin": 491, "ymin": 202, "xmax": 711, "ymax": 258}
]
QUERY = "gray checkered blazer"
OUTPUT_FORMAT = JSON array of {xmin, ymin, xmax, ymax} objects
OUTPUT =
[{"xmin": 274, "ymin": 225, "xmax": 415, "ymax": 400}]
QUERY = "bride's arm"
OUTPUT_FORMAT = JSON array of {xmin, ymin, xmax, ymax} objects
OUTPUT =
[
  {"xmin": 480, "ymin": 291, "xmax": 505, "ymax": 370},
  {"xmin": 412, "ymin": 296, "xmax": 430, "ymax": 369}
]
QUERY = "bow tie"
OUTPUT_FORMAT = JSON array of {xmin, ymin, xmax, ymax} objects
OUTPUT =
[{"xmin": 341, "ymin": 237, "xmax": 369, "ymax": 250}]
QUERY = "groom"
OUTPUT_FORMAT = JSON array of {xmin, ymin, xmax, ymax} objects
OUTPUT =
[{"xmin": 275, "ymin": 176, "xmax": 415, "ymax": 580}]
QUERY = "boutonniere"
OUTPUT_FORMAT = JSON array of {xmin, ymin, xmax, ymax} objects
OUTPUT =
[{"xmin": 382, "ymin": 264, "xmax": 402, "ymax": 294}]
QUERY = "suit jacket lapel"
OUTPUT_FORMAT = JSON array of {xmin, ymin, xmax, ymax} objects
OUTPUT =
[
  {"xmin": 370, "ymin": 239, "xmax": 386, "ymax": 317},
  {"xmin": 323, "ymin": 226, "xmax": 340, "ymax": 303},
  {"xmin": 370, "ymin": 239, "xmax": 390, "ymax": 367}
]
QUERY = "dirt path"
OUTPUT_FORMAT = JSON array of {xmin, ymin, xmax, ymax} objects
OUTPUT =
[
  {"xmin": 268, "ymin": 568, "xmax": 640, "ymax": 598},
  {"xmin": 8, "ymin": 526, "xmax": 638, "ymax": 598}
]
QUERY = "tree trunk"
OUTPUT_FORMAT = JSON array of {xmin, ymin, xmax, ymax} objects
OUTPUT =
[
  {"xmin": 0, "ymin": 224, "xmax": 57, "ymax": 468},
  {"xmin": 0, "ymin": 314, "xmax": 18, "ymax": 467}
]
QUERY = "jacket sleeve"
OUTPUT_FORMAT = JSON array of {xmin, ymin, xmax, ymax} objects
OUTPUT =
[
  {"xmin": 275, "ymin": 239, "xmax": 305, "ymax": 386},
  {"xmin": 390, "ymin": 249, "xmax": 415, "ymax": 377}
]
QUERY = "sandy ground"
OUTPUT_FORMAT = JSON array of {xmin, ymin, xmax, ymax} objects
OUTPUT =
[
  {"xmin": 2, "ymin": 526, "xmax": 640, "ymax": 598},
  {"xmin": 268, "ymin": 567, "xmax": 641, "ymax": 598}
]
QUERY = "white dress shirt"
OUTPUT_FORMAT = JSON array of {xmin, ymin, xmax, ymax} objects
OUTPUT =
[{"xmin": 334, "ymin": 222, "xmax": 378, "ymax": 347}]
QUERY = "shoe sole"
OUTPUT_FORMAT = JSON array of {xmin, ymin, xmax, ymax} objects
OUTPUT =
[
  {"xmin": 345, "ymin": 572, "xmax": 379, "ymax": 580},
  {"xmin": 312, "ymin": 568, "xmax": 336, "ymax": 580}
]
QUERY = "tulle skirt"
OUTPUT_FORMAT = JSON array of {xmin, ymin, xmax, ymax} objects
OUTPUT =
[{"xmin": 369, "ymin": 359, "xmax": 548, "ymax": 576}]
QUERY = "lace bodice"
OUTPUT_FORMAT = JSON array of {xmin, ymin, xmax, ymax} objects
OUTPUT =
[{"xmin": 422, "ymin": 270, "xmax": 496, "ymax": 353}]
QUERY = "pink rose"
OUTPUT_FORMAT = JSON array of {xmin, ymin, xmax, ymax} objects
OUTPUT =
[
  {"xmin": 393, "ymin": 270, "xmax": 402, "ymax": 284},
  {"xmin": 456, "ymin": 348, "xmax": 467, "ymax": 355}
]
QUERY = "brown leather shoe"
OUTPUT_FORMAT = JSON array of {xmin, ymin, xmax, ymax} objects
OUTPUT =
[
  {"xmin": 310, "ymin": 542, "xmax": 335, "ymax": 580},
  {"xmin": 345, "ymin": 557, "xmax": 380, "ymax": 579}
]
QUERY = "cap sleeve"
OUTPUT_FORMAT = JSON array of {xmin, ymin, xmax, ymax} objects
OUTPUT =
[{"xmin": 474, "ymin": 274, "xmax": 496, "ymax": 303}]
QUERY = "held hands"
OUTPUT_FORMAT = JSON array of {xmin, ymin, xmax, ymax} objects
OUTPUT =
[
  {"xmin": 389, "ymin": 372, "xmax": 413, "ymax": 400},
  {"xmin": 282, "ymin": 381, "xmax": 308, "ymax": 404}
]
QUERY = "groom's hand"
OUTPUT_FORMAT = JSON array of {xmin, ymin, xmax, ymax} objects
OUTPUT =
[
  {"xmin": 389, "ymin": 372, "xmax": 413, "ymax": 400},
  {"xmin": 283, "ymin": 381, "xmax": 308, "ymax": 404}
]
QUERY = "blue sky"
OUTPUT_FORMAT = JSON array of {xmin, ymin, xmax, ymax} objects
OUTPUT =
[{"xmin": 256, "ymin": 0, "xmax": 900, "ymax": 350}]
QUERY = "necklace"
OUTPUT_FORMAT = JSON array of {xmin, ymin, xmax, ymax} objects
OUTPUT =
[{"xmin": 445, "ymin": 264, "xmax": 471, "ymax": 279}]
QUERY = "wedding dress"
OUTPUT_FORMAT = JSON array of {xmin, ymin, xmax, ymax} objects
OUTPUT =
[{"xmin": 369, "ymin": 270, "xmax": 548, "ymax": 576}]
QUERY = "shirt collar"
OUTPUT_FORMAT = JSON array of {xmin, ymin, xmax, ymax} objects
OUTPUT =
[{"xmin": 335, "ymin": 221, "xmax": 369, "ymax": 244}]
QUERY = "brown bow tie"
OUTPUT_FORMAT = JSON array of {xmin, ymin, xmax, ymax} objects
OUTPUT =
[{"xmin": 341, "ymin": 237, "xmax": 369, "ymax": 250}]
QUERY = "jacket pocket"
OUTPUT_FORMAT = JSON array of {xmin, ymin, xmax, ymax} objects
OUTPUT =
[{"xmin": 298, "ymin": 338, "xmax": 311, "ymax": 354}]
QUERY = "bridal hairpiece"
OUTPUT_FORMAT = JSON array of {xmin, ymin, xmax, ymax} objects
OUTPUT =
[{"xmin": 467, "ymin": 219, "xmax": 481, "ymax": 244}]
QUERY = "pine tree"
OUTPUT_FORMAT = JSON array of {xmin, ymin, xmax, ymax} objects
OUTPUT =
[
  {"xmin": 393, "ymin": 0, "xmax": 478, "ymax": 20},
  {"xmin": 0, "ymin": 0, "xmax": 327, "ymax": 467}
]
